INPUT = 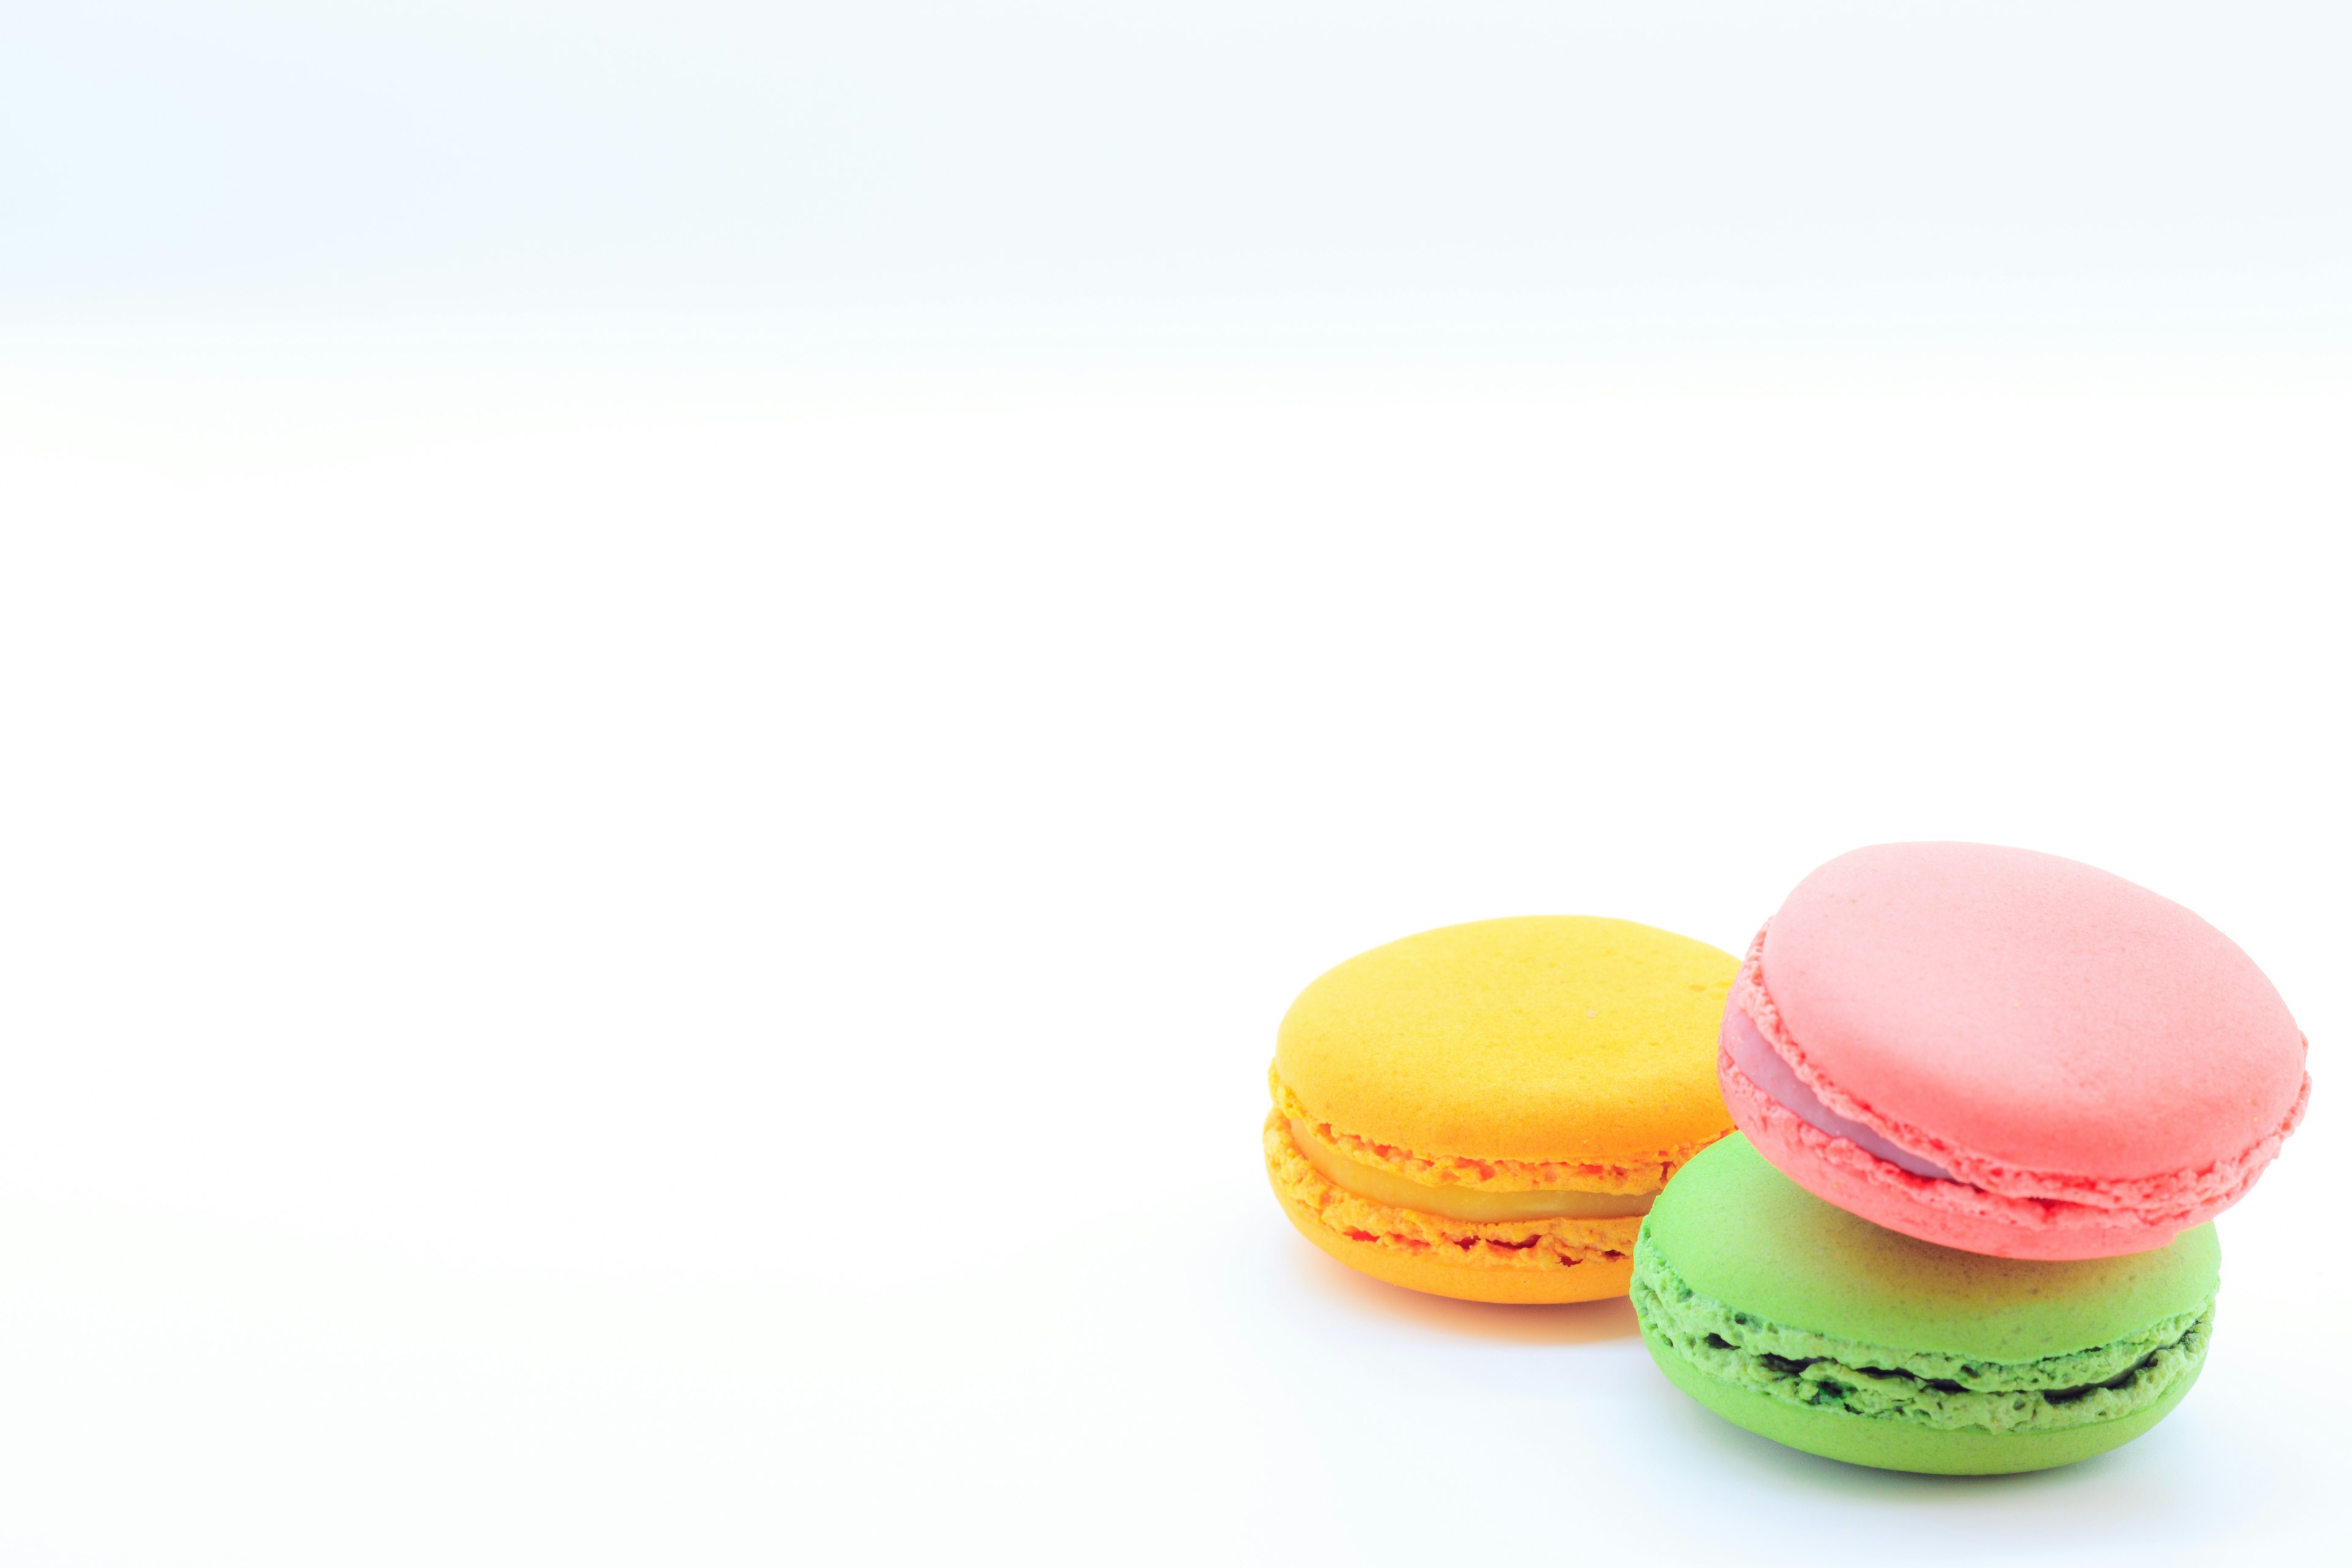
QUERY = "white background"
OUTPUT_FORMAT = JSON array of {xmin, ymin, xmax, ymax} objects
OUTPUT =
[{"xmin": 3, "ymin": 4, "xmax": 2348, "ymax": 1565}]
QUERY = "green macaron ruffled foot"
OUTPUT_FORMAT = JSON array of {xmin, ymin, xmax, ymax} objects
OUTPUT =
[{"xmin": 1633, "ymin": 1136, "xmax": 2218, "ymax": 1475}]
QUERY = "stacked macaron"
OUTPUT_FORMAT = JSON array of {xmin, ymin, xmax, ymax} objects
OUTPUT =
[
  {"xmin": 1635, "ymin": 843, "xmax": 2308, "ymax": 1472},
  {"xmin": 1264, "ymin": 844, "xmax": 2310, "ymax": 1476}
]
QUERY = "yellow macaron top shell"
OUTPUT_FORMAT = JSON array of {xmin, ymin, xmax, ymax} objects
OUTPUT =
[{"xmin": 1276, "ymin": 916, "xmax": 1740, "ymax": 1183}]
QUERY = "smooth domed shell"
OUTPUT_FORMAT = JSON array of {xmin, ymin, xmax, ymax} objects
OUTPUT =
[
  {"xmin": 1758, "ymin": 843, "xmax": 2305, "ymax": 1180},
  {"xmin": 1645, "ymin": 1134, "xmax": 2220, "ymax": 1358},
  {"xmin": 1277, "ymin": 916, "xmax": 1736, "ymax": 1161}
]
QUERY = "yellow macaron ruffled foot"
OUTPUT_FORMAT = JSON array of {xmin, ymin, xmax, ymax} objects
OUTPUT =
[{"xmin": 1265, "ymin": 916, "xmax": 1740, "ymax": 1304}]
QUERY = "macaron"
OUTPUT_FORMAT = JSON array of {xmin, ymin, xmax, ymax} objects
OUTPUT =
[
  {"xmin": 1721, "ymin": 843, "xmax": 2309, "ymax": 1261},
  {"xmin": 1265, "ymin": 916, "xmax": 1738, "ymax": 1304},
  {"xmin": 1634, "ymin": 1134, "xmax": 2218, "ymax": 1474}
]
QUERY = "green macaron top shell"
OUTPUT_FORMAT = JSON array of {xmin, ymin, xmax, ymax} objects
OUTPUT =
[{"xmin": 1645, "ymin": 1136, "xmax": 2219, "ymax": 1361}]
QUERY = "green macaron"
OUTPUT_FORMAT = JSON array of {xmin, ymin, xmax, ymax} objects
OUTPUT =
[{"xmin": 1632, "ymin": 1135, "xmax": 2217, "ymax": 1474}]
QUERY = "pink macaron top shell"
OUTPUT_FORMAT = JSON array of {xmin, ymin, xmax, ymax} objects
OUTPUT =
[{"xmin": 1742, "ymin": 843, "xmax": 2309, "ymax": 1222}]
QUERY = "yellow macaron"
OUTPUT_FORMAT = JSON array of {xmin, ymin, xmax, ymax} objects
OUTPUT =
[{"xmin": 1265, "ymin": 916, "xmax": 1740, "ymax": 1303}]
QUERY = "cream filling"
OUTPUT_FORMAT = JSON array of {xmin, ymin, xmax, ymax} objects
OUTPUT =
[{"xmin": 1288, "ymin": 1120, "xmax": 1657, "ymax": 1221}]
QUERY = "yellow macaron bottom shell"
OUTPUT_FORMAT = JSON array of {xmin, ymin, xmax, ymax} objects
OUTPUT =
[
  {"xmin": 1287, "ymin": 1120, "xmax": 1657, "ymax": 1220},
  {"xmin": 1265, "ymin": 1111, "xmax": 1640, "ymax": 1304}
]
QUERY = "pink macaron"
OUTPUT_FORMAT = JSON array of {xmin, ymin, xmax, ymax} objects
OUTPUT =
[{"xmin": 1721, "ymin": 843, "xmax": 2309, "ymax": 1260}]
